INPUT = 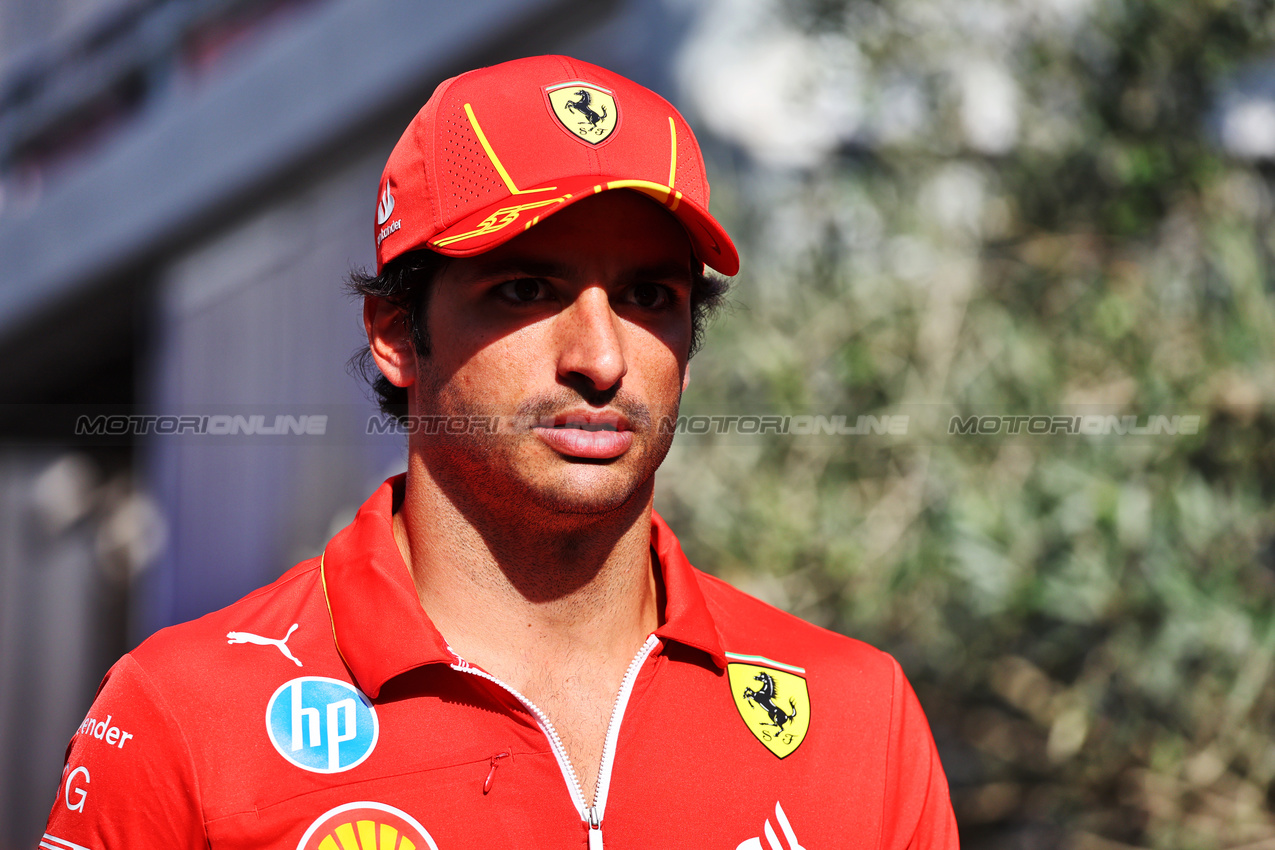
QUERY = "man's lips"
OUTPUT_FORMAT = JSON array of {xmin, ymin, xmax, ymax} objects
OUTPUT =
[{"xmin": 532, "ymin": 411, "xmax": 634, "ymax": 459}]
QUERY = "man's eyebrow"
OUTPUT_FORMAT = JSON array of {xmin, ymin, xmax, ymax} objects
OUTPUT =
[
  {"xmin": 467, "ymin": 258, "xmax": 694, "ymax": 283},
  {"xmin": 466, "ymin": 258, "xmax": 574, "ymax": 280},
  {"xmin": 620, "ymin": 261, "xmax": 695, "ymax": 284}
]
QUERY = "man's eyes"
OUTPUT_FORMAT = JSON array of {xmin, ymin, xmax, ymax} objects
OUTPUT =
[
  {"xmin": 626, "ymin": 282, "xmax": 673, "ymax": 310},
  {"xmin": 495, "ymin": 278, "xmax": 551, "ymax": 303},
  {"xmin": 491, "ymin": 278, "xmax": 681, "ymax": 309}
]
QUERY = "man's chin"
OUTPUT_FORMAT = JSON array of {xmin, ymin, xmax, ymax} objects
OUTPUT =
[
  {"xmin": 518, "ymin": 467, "xmax": 653, "ymax": 517},
  {"xmin": 413, "ymin": 429, "xmax": 670, "ymax": 519}
]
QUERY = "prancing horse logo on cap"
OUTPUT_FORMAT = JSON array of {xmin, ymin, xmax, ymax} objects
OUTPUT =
[{"xmin": 545, "ymin": 82, "xmax": 618, "ymax": 145}]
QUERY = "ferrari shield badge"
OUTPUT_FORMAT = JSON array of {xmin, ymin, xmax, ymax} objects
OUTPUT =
[
  {"xmin": 726, "ymin": 652, "xmax": 811, "ymax": 759},
  {"xmin": 545, "ymin": 81, "xmax": 618, "ymax": 144}
]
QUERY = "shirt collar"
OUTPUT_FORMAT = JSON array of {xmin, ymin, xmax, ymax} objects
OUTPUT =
[
  {"xmin": 320, "ymin": 475, "xmax": 452, "ymax": 698},
  {"xmin": 321, "ymin": 475, "xmax": 727, "ymax": 698},
  {"xmin": 649, "ymin": 510, "xmax": 727, "ymax": 670}
]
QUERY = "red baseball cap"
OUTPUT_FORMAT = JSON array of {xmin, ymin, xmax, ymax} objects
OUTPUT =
[{"xmin": 374, "ymin": 54, "xmax": 739, "ymax": 276}]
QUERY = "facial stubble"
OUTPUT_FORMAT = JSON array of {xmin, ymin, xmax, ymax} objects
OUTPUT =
[{"xmin": 413, "ymin": 377, "xmax": 679, "ymax": 523}]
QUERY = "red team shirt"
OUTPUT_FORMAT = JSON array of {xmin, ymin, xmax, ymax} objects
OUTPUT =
[{"xmin": 44, "ymin": 475, "xmax": 958, "ymax": 849}]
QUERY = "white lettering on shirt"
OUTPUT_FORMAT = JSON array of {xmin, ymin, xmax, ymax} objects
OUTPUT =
[{"xmin": 76, "ymin": 714, "xmax": 134, "ymax": 749}]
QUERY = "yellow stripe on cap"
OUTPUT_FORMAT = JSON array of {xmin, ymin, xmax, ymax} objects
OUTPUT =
[
  {"xmin": 433, "ymin": 196, "xmax": 566, "ymax": 247},
  {"xmin": 463, "ymin": 103, "xmax": 557, "ymax": 196},
  {"xmin": 606, "ymin": 179, "xmax": 682, "ymax": 210},
  {"xmin": 667, "ymin": 117, "xmax": 678, "ymax": 189}
]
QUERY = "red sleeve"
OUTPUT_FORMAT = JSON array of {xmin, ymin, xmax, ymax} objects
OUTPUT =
[
  {"xmin": 879, "ymin": 657, "xmax": 960, "ymax": 850},
  {"xmin": 42, "ymin": 654, "xmax": 207, "ymax": 850}
]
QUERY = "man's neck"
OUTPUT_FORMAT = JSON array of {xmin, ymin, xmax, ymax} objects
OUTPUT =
[
  {"xmin": 391, "ymin": 457, "xmax": 662, "ymax": 803},
  {"xmin": 390, "ymin": 458, "xmax": 662, "ymax": 683}
]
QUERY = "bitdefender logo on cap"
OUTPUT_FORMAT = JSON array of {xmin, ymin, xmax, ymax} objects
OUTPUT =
[{"xmin": 545, "ymin": 81, "xmax": 618, "ymax": 145}]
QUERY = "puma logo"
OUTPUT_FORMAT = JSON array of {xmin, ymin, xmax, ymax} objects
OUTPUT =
[{"xmin": 227, "ymin": 623, "xmax": 302, "ymax": 667}]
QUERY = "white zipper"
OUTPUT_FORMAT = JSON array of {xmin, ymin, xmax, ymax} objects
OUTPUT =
[{"xmin": 450, "ymin": 634, "xmax": 660, "ymax": 849}]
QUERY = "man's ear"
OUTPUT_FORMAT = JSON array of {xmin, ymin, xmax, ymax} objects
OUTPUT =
[
  {"xmin": 364, "ymin": 295, "xmax": 416, "ymax": 388},
  {"xmin": 682, "ymin": 362, "xmax": 691, "ymax": 393}
]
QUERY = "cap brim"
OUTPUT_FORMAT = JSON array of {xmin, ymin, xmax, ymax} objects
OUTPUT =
[{"xmin": 427, "ymin": 176, "xmax": 739, "ymax": 276}]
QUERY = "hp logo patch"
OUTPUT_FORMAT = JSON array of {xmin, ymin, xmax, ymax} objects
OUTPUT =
[{"xmin": 266, "ymin": 677, "xmax": 379, "ymax": 773}]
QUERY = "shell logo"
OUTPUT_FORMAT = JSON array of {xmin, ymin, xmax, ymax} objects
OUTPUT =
[{"xmin": 296, "ymin": 802, "xmax": 439, "ymax": 850}]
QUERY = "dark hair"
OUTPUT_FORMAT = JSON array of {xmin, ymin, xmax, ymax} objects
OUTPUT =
[{"xmin": 348, "ymin": 248, "xmax": 732, "ymax": 422}]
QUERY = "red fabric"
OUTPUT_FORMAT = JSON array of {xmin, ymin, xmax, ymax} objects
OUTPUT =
[{"xmin": 44, "ymin": 475, "xmax": 958, "ymax": 849}]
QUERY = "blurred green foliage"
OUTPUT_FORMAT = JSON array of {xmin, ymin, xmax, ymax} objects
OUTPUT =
[{"xmin": 657, "ymin": 0, "xmax": 1275, "ymax": 847}]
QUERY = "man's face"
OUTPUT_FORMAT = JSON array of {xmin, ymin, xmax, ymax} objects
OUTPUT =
[{"xmin": 410, "ymin": 190, "xmax": 695, "ymax": 517}]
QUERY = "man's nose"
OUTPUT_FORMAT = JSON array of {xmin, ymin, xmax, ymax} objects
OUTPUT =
[{"xmin": 555, "ymin": 286, "xmax": 627, "ymax": 392}]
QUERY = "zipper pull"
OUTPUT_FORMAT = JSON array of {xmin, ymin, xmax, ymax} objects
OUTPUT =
[
  {"xmin": 483, "ymin": 752, "xmax": 509, "ymax": 795},
  {"xmin": 587, "ymin": 806, "xmax": 603, "ymax": 850}
]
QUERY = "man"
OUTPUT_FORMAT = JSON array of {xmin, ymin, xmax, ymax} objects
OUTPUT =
[{"xmin": 44, "ymin": 55, "xmax": 957, "ymax": 849}]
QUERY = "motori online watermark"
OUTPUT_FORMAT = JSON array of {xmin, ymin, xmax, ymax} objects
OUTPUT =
[
  {"xmin": 59, "ymin": 410, "xmax": 1203, "ymax": 441},
  {"xmin": 947, "ymin": 414, "xmax": 1201, "ymax": 436},
  {"xmin": 662, "ymin": 414, "xmax": 909, "ymax": 436},
  {"xmin": 367, "ymin": 414, "xmax": 912, "ymax": 436},
  {"xmin": 75, "ymin": 413, "xmax": 328, "ymax": 436}
]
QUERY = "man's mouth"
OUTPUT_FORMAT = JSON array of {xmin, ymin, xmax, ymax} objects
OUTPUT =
[
  {"xmin": 545, "ymin": 411, "xmax": 631, "ymax": 432},
  {"xmin": 534, "ymin": 412, "xmax": 633, "ymax": 459}
]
